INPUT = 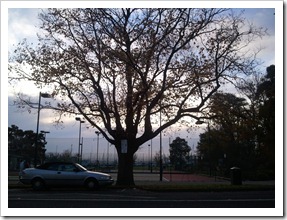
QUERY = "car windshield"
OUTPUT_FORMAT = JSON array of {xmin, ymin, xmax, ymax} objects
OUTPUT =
[{"xmin": 75, "ymin": 163, "xmax": 87, "ymax": 171}]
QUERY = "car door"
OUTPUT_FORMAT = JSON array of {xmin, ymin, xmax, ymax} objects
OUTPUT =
[
  {"xmin": 56, "ymin": 163, "xmax": 85, "ymax": 186},
  {"xmin": 42, "ymin": 163, "xmax": 62, "ymax": 185}
]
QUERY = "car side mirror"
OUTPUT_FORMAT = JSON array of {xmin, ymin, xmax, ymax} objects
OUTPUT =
[{"xmin": 73, "ymin": 168, "xmax": 79, "ymax": 172}]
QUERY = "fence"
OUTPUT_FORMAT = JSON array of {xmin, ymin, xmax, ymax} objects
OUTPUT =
[{"xmin": 44, "ymin": 138, "xmax": 169, "ymax": 168}]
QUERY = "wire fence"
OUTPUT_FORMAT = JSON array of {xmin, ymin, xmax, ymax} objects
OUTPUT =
[{"xmin": 44, "ymin": 138, "xmax": 170, "ymax": 168}]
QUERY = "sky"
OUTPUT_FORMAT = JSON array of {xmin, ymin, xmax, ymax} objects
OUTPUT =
[{"xmin": 3, "ymin": 2, "xmax": 279, "ymax": 160}]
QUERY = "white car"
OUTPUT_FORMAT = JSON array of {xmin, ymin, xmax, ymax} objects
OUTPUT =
[{"xmin": 19, "ymin": 162, "xmax": 114, "ymax": 190}]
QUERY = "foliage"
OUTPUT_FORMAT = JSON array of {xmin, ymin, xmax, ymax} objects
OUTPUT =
[
  {"xmin": 9, "ymin": 8, "xmax": 265, "ymax": 186},
  {"xmin": 169, "ymin": 137, "xmax": 191, "ymax": 170},
  {"xmin": 196, "ymin": 65, "xmax": 275, "ymax": 180},
  {"xmin": 255, "ymin": 65, "xmax": 275, "ymax": 172},
  {"xmin": 45, "ymin": 150, "xmax": 77, "ymax": 163},
  {"xmin": 8, "ymin": 125, "xmax": 47, "ymax": 165}
]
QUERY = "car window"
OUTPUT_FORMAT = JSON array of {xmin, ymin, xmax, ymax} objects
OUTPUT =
[
  {"xmin": 60, "ymin": 164, "xmax": 76, "ymax": 172},
  {"xmin": 47, "ymin": 164, "xmax": 60, "ymax": 171}
]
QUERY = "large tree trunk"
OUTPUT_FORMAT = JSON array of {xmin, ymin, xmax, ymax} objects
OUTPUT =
[{"xmin": 116, "ymin": 151, "xmax": 135, "ymax": 186}]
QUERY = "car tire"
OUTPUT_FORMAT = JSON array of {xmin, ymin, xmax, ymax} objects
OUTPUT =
[
  {"xmin": 85, "ymin": 178, "xmax": 99, "ymax": 190},
  {"xmin": 32, "ymin": 178, "xmax": 45, "ymax": 191}
]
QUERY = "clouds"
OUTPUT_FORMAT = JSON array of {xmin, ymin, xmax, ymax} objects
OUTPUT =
[
  {"xmin": 243, "ymin": 8, "xmax": 275, "ymax": 68},
  {"xmin": 8, "ymin": 8, "xmax": 41, "ymax": 49},
  {"xmin": 244, "ymin": 8, "xmax": 275, "ymax": 34},
  {"xmin": 228, "ymin": 8, "xmax": 275, "ymax": 71},
  {"xmin": 7, "ymin": 8, "xmax": 276, "ymax": 67},
  {"xmin": 5, "ymin": 6, "xmax": 277, "ymax": 155}
]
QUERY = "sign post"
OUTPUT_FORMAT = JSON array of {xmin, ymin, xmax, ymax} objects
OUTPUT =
[{"xmin": 121, "ymin": 139, "xmax": 128, "ymax": 154}]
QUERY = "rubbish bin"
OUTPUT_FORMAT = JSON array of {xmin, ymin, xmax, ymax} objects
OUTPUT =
[{"xmin": 230, "ymin": 167, "xmax": 242, "ymax": 185}]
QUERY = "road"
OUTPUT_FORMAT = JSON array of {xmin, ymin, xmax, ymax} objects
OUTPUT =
[{"xmin": 8, "ymin": 188, "xmax": 275, "ymax": 208}]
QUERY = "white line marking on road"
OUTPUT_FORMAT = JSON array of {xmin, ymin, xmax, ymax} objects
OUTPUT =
[{"xmin": 9, "ymin": 198, "xmax": 275, "ymax": 202}]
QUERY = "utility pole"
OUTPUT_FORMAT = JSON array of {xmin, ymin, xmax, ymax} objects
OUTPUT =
[
  {"xmin": 95, "ymin": 131, "xmax": 100, "ymax": 167},
  {"xmin": 159, "ymin": 100, "xmax": 163, "ymax": 181}
]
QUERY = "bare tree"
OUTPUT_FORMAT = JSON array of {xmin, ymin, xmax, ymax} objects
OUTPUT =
[{"xmin": 9, "ymin": 8, "xmax": 265, "ymax": 186}]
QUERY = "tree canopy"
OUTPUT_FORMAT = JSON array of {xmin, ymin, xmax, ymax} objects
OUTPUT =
[
  {"xmin": 196, "ymin": 65, "xmax": 275, "ymax": 180},
  {"xmin": 8, "ymin": 125, "xmax": 47, "ymax": 165},
  {"xmin": 9, "ymin": 8, "xmax": 265, "ymax": 186},
  {"xmin": 169, "ymin": 137, "xmax": 191, "ymax": 170}
]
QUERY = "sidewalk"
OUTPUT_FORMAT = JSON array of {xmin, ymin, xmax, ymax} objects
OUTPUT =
[
  {"xmin": 8, "ymin": 171, "xmax": 275, "ymax": 186},
  {"xmin": 135, "ymin": 173, "xmax": 274, "ymax": 186}
]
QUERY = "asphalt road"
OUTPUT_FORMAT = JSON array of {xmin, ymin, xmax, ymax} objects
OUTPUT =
[{"xmin": 8, "ymin": 188, "xmax": 275, "ymax": 208}]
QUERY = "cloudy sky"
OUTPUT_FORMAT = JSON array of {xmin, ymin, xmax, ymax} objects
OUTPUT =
[{"xmin": 2, "ymin": 1, "xmax": 281, "ymax": 159}]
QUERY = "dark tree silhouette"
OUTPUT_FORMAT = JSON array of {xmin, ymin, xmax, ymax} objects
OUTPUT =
[
  {"xmin": 169, "ymin": 137, "xmax": 191, "ymax": 170},
  {"xmin": 197, "ymin": 65, "xmax": 275, "ymax": 180},
  {"xmin": 9, "ymin": 125, "xmax": 47, "ymax": 165}
]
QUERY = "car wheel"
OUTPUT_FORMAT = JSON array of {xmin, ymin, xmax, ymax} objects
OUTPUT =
[
  {"xmin": 32, "ymin": 178, "xmax": 45, "ymax": 191},
  {"xmin": 85, "ymin": 178, "xmax": 99, "ymax": 190}
]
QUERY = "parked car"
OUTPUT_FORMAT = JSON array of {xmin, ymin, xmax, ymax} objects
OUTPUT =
[{"xmin": 19, "ymin": 162, "xmax": 114, "ymax": 190}]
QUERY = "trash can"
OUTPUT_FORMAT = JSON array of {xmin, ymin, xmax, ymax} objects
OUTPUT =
[{"xmin": 230, "ymin": 167, "xmax": 242, "ymax": 185}]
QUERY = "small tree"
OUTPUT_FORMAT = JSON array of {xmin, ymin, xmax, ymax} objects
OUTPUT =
[{"xmin": 169, "ymin": 137, "xmax": 191, "ymax": 170}]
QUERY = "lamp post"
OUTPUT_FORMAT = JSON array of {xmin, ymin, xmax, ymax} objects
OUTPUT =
[
  {"xmin": 75, "ymin": 117, "xmax": 85, "ymax": 163},
  {"xmin": 107, "ymin": 142, "xmax": 110, "ymax": 167},
  {"xmin": 40, "ymin": 130, "xmax": 50, "ymax": 139},
  {"xmin": 34, "ymin": 92, "xmax": 52, "ymax": 167},
  {"xmin": 95, "ymin": 131, "xmax": 100, "ymax": 167},
  {"xmin": 207, "ymin": 122, "xmax": 211, "ymax": 176},
  {"xmin": 159, "ymin": 102, "xmax": 163, "ymax": 181},
  {"xmin": 39, "ymin": 130, "xmax": 50, "ymax": 164},
  {"xmin": 149, "ymin": 139, "xmax": 153, "ymax": 173}
]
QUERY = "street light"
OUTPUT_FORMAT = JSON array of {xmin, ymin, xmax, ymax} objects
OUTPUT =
[
  {"xmin": 149, "ymin": 139, "xmax": 153, "ymax": 173},
  {"xmin": 107, "ymin": 142, "xmax": 109, "ymax": 167},
  {"xmin": 34, "ymin": 92, "xmax": 52, "ymax": 167},
  {"xmin": 40, "ymin": 130, "xmax": 50, "ymax": 164},
  {"xmin": 40, "ymin": 130, "xmax": 50, "ymax": 145},
  {"xmin": 95, "ymin": 131, "xmax": 100, "ymax": 167},
  {"xmin": 40, "ymin": 130, "xmax": 50, "ymax": 139},
  {"xmin": 75, "ymin": 117, "xmax": 85, "ymax": 163},
  {"xmin": 159, "ymin": 101, "xmax": 163, "ymax": 181}
]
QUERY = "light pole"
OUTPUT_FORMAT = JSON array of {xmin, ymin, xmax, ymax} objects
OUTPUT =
[
  {"xmin": 40, "ymin": 130, "xmax": 50, "ymax": 139},
  {"xmin": 95, "ymin": 131, "xmax": 100, "ymax": 167},
  {"xmin": 107, "ymin": 142, "xmax": 110, "ymax": 167},
  {"xmin": 40, "ymin": 130, "xmax": 50, "ymax": 164},
  {"xmin": 149, "ymin": 139, "xmax": 153, "ymax": 173},
  {"xmin": 75, "ymin": 117, "xmax": 85, "ymax": 163},
  {"xmin": 159, "ymin": 101, "xmax": 163, "ymax": 181},
  {"xmin": 34, "ymin": 92, "xmax": 52, "ymax": 167},
  {"xmin": 81, "ymin": 137, "xmax": 84, "ymax": 162}
]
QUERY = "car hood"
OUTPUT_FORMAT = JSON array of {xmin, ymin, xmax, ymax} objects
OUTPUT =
[
  {"xmin": 86, "ymin": 170, "xmax": 111, "ymax": 176},
  {"xmin": 21, "ymin": 168, "xmax": 36, "ymax": 172}
]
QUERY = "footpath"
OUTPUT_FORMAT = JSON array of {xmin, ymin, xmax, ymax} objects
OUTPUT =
[{"xmin": 8, "ymin": 171, "xmax": 275, "ymax": 187}]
